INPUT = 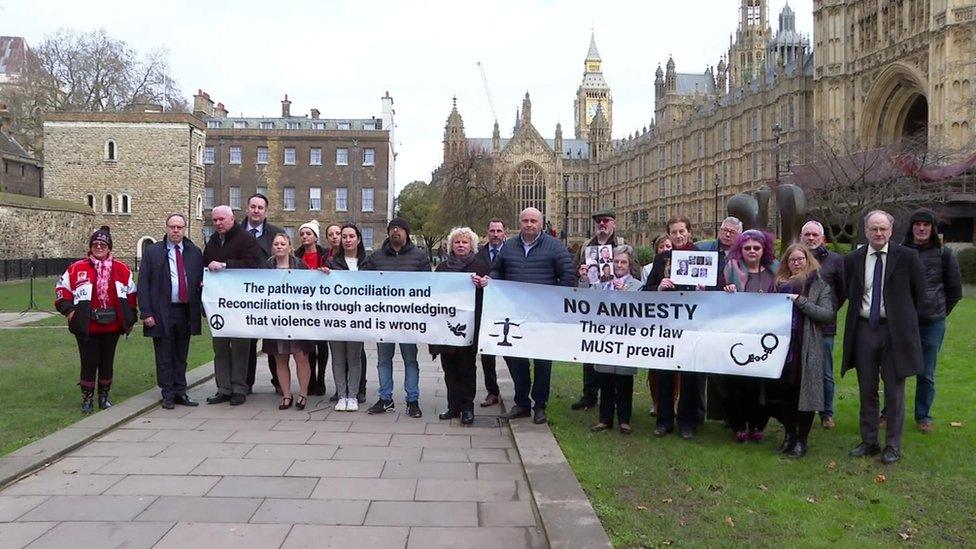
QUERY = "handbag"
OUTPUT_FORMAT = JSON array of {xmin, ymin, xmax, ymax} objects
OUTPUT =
[{"xmin": 91, "ymin": 307, "xmax": 117, "ymax": 325}]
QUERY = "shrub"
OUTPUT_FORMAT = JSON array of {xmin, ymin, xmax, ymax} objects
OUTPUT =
[
  {"xmin": 635, "ymin": 246, "xmax": 654, "ymax": 266},
  {"xmin": 958, "ymin": 247, "xmax": 976, "ymax": 285}
]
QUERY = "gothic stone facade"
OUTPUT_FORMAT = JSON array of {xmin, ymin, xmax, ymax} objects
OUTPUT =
[{"xmin": 43, "ymin": 112, "xmax": 207, "ymax": 262}]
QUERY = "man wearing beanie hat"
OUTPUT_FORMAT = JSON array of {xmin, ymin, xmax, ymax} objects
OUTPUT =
[
  {"xmin": 899, "ymin": 208, "xmax": 962, "ymax": 434},
  {"xmin": 361, "ymin": 216, "xmax": 432, "ymax": 418}
]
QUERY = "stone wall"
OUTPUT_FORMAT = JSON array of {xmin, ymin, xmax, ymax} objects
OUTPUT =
[
  {"xmin": 43, "ymin": 114, "xmax": 206, "ymax": 263},
  {"xmin": 0, "ymin": 192, "xmax": 94, "ymax": 259}
]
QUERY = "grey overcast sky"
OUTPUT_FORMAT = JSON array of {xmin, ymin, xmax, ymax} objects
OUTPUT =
[{"xmin": 4, "ymin": 0, "xmax": 812, "ymax": 196}]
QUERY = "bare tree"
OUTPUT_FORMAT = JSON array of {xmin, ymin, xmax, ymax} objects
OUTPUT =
[
  {"xmin": 435, "ymin": 148, "xmax": 515, "ymax": 230},
  {"xmin": 0, "ymin": 29, "xmax": 188, "ymax": 155}
]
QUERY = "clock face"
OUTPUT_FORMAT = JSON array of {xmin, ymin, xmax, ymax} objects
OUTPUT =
[{"xmin": 586, "ymin": 102, "xmax": 600, "ymax": 121}]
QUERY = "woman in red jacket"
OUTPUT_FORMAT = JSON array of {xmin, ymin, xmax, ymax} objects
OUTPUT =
[{"xmin": 55, "ymin": 226, "xmax": 138, "ymax": 413}]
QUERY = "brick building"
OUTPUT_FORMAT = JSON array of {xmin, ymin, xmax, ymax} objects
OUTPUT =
[
  {"xmin": 1, "ymin": 103, "xmax": 42, "ymax": 197},
  {"xmin": 196, "ymin": 91, "xmax": 396, "ymax": 250},
  {"xmin": 43, "ymin": 110, "xmax": 207, "ymax": 263}
]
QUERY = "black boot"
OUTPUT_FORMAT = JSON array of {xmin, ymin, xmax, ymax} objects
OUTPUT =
[
  {"xmin": 460, "ymin": 406, "xmax": 474, "ymax": 425},
  {"xmin": 788, "ymin": 439, "xmax": 808, "ymax": 459},
  {"xmin": 81, "ymin": 387, "xmax": 94, "ymax": 414},
  {"xmin": 98, "ymin": 384, "xmax": 113, "ymax": 410},
  {"xmin": 439, "ymin": 406, "xmax": 460, "ymax": 420},
  {"xmin": 774, "ymin": 431, "xmax": 797, "ymax": 454}
]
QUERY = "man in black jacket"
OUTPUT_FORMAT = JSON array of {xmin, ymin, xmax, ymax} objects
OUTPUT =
[
  {"xmin": 203, "ymin": 205, "xmax": 264, "ymax": 405},
  {"xmin": 570, "ymin": 210, "xmax": 620, "ymax": 411},
  {"xmin": 241, "ymin": 193, "xmax": 285, "ymax": 394},
  {"xmin": 138, "ymin": 213, "xmax": 205, "ymax": 409},
  {"xmin": 362, "ymin": 217, "xmax": 432, "ymax": 418},
  {"xmin": 473, "ymin": 218, "xmax": 507, "ymax": 407},
  {"xmin": 901, "ymin": 208, "xmax": 962, "ymax": 434},
  {"xmin": 489, "ymin": 207, "xmax": 576, "ymax": 425},
  {"xmin": 801, "ymin": 220, "xmax": 846, "ymax": 429},
  {"xmin": 842, "ymin": 210, "xmax": 926, "ymax": 465}
]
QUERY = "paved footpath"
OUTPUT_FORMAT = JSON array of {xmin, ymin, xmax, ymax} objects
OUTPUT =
[{"xmin": 0, "ymin": 349, "xmax": 548, "ymax": 548}]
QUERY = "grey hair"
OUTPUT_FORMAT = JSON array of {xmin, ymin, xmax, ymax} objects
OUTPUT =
[
  {"xmin": 166, "ymin": 213, "xmax": 187, "ymax": 226},
  {"xmin": 448, "ymin": 226, "xmax": 480, "ymax": 254},
  {"xmin": 722, "ymin": 216, "xmax": 743, "ymax": 231},
  {"xmin": 864, "ymin": 210, "xmax": 894, "ymax": 229},
  {"xmin": 801, "ymin": 219, "xmax": 825, "ymax": 235},
  {"xmin": 211, "ymin": 205, "xmax": 233, "ymax": 217},
  {"xmin": 612, "ymin": 245, "xmax": 642, "ymax": 279}
]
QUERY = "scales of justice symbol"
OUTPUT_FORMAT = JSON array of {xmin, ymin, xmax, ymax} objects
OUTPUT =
[{"xmin": 488, "ymin": 317, "xmax": 522, "ymax": 347}]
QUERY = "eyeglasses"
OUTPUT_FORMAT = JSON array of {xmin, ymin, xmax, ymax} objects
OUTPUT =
[
  {"xmin": 742, "ymin": 245, "xmax": 763, "ymax": 252},
  {"xmin": 595, "ymin": 218, "xmax": 613, "ymax": 224},
  {"xmin": 167, "ymin": 225, "xmax": 186, "ymax": 230},
  {"xmin": 720, "ymin": 228, "xmax": 738, "ymax": 235},
  {"xmin": 788, "ymin": 257, "xmax": 807, "ymax": 264}
]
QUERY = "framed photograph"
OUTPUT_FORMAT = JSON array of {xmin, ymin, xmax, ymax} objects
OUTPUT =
[
  {"xmin": 585, "ymin": 246, "xmax": 600, "ymax": 267},
  {"xmin": 598, "ymin": 244, "xmax": 614, "ymax": 265},
  {"xmin": 670, "ymin": 250, "xmax": 719, "ymax": 286}
]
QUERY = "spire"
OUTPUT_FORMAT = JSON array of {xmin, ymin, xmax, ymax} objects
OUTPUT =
[
  {"xmin": 513, "ymin": 108, "xmax": 521, "ymax": 133},
  {"xmin": 586, "ymin": 31, "xmax": 601, "ymax": 62}
]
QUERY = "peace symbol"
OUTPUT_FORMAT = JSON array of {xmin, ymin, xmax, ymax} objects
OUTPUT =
[{"xmin": 209, "ymin": 314, "xmax": 225, "ymax": 330}]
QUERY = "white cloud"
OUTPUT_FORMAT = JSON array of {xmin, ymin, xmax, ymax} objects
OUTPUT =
[{"xmin": 6, "ymin": 0, "xmax": 813, "ymax": 197}]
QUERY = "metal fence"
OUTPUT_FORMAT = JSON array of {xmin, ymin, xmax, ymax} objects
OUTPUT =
[{"xmin": 0, "ymin": 257, "xmax": 140, "ymax": 282}]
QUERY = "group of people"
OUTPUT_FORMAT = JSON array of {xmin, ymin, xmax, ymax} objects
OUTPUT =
[{"xmin": 56, "ymin": 194, "xmax": 962, "ymax": 464}]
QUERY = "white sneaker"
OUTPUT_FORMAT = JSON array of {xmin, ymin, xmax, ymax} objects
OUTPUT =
[
  {"xmin": 334, "ymin": 398, "xmax": 347, "ymax": 412},
  {"xmin": 345, "ymin": 398, "xmax": 359, "ymax": 412}
]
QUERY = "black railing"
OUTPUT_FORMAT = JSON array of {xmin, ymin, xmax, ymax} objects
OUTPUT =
[{"xmin": 0, "ymin": 257, "xmax": 139, "ymax": 282}]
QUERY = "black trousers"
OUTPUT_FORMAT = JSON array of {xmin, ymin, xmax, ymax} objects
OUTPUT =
[
  {"xmin": 308, "ymin": 341, "xmax": 329, "ymax": 391},
  {"xmin": 725, "ymin": 375, "xmax": 769, "ymax": 432},
  {"xmin": 441, "ymin": 346, "xmax": 477, "ymax": 410},
  {"xmin": 854, "ymin": 319, "xmax": 906, "ymax": 449},
  {"xmin": 775, "ymin": 381, "xmax": 815, "ymax": 443},
  {"xmin": 480, "ymin": 354, "xmax": 500, "ymax": 396},
  {"xmin": 359, "ymin": 347, "xmax": 367, "ymax": 397},
  {"xmin": 581, "ymin": 363, "xmax": 599, "ymax": 403},
  {"xmin": 656, "ymin": 371, "xmax": 700, "ymax": 431},
  {"xmin": 152, "ymin": 304, "xmax": 191, "ymax": 399},
  {"xmin": 247, "ymin": 339, "xmax": 278, "ymax": 388},
  {"xmin": 76, "ymin": 332, "xmax": 120, "ymax": 388},
  {"xmin": 597, "ymin": 371, "xmax": 633, "ymax": 427}
]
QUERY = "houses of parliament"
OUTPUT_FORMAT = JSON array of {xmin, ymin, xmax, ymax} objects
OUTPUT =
[{"xmin": 436, "ymin": 0, "xmax": 976, "ymax": 247}]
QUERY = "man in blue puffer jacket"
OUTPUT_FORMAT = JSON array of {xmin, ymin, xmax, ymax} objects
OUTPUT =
[{"xmin": 489, "ymin": 207, "xmax": 575, "ymax": 424}]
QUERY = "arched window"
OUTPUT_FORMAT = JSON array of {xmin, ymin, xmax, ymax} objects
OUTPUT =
[
  {"xmin": 513, "ymin": 162, "xmax": 547, "ymax": 219},
  {"xmin": 105, "ymin": 140, "xmax": 117, "ymax": 161},
  {"xmin": 120, "ymin": 194, "xmax": 131, "ymax": 214},
  {"xmin": 104, "ymin": 194, "xmax": 114, "ymax": 213},
  {"xmin": 136, "ymin": 236, "xmax": 156, "ymax": 267},
  {"xmin": 86, "ymin": 194, "xmax": 95, "ymax": 210},
  {"xmin": 196, "ymin": 194, "xmax": 204, "ymax": 219},
  {"xmin": 196, "ymin": 144, "xmax": 204, "ymax": 166}
]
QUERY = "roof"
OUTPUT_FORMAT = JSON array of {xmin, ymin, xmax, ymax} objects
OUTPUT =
[
  {"xmin": 467, "ymin": 137, "xmax": 589, "ymax": 158},
  {"xmin": 0, "ymin": 192, "xmax": 93, "ymax": 215},
  {"xmin": 0, "ymin": 132, "xmax": 34, "ymax": 162},
  {"xmin": 675, "ymin": 73, "xmax": 716, "ymax": 95},
  {"xmin": 0, "ymin": 36, "xmax": 27, "ymax": 78},
  {"xmin": 44, "ymin": 111, "xmax": 206, "ymax": 130},
  {"xmin": 586, "ymin": 33, "xmax": 601, "ymax": 62},
  {"xmin": 204, "ymin": 115, "xmax": 384, "ymax": 131}
]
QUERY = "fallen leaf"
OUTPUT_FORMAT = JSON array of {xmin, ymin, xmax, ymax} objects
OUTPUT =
[
  {"xmin": 898, "ymin": 532, "xmax": 912, "ymax": 541},
  {"xmin": 833, "ymin": 494, "xmax": 843, "ymax": 500},
  {"xmin": 844, "ymin": 523, "xmax": 854, "ymax": 529},
  {"xmin": 685, "ymin": 486, "xmax": 693, "ymax": 492},
  {"xmin": 826, "ymin": 460, "xmax": 838, "ymax": 470},
  {"xmin": 62, "ymin": 469, "xmax": 78, "ymax": 475},
  {"xmin": 875, "ymin": 474, "xmax": 887, "ymax": 484},
  {"xmin": 708, "ymin": 483, "xmax": 723, "ymax": 492},
  {"xmin": 636, "ymin": 505, "xmax": 647, "ymax": 511},
  {"xmin": 758, "ymin": 483, "xmax": 769, "ymax": 491},
  {"xmin": 623, "ymin": 470, "xmax": 634, "ymax": 476},
  {"xmin": 661, "ymin": 498, "xmax": 673, "ymax": 504},
  {"xmin": 950, "ymin": 421, "xmax": 963, "ymax": 428},
  {"xmin": 662, "ymin": 541, "xmax": 673, "ymax": 546},
  {"xmin": 724, "ymin": 516, "xmax": 735, "ymax": 528},
  {"xmin": 806, "ymin": 497, "xmax": 817, "ymax": 504}
]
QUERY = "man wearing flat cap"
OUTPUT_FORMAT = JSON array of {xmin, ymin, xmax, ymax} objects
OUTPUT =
[
  {"xmin": 361, "ymin": 217, "xmax": 432, "ymax": 418},
  {"xmin": 571, "ymin": 209, "xmax": 622, "ymax": 411}
]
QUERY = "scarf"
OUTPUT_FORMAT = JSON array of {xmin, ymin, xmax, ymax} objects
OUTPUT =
[
  {"xmin": 89, "ymin": 253, "xmax": 114, "ymax": 307},
  {"xmin": 442, "ymin": 252, "xmax": 478, "ymax": 272}
]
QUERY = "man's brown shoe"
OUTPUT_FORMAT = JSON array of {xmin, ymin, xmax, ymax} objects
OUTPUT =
[
  {"xmin": 481, "ymin": 394, "xmax": 501, "ymax": 407},
  {"xmin": 917, "ymin": 421, "xmax": 933, "ymax": 434},
  {"xmin": 822, "ymin": 416, "xmax": 836, "ymax": 430}
]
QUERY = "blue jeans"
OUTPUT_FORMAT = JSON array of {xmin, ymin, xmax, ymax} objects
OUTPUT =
[
  {"xmin": 503, "ymin": 356, "xmax": 552, "ymax": 409},
  {"xmin": 821, "ymin": 336, "xmax": 835, "ymax": 418},
  {"xmin": 915, "ymin": 319, "xmax": 946, "ymax": 423},
  {"xmin": 376, "ymin": 342, "xmax": 420, "ymax": 402}
]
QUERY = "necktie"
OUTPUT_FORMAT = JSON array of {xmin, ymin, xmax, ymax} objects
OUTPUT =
[
  {"xmin": 489, "ymin": 248, "xmax": 496, "ymax": 263},
  {"xmin": 175, "ymin": 245, "xmax": 188, "ymax": 303},
  {"xmin": 869, "ymin": 251, "xmax": 884, "ymax": 328},
  {"xmin": 249, "ymin": 228, "xmax": 258, "ymax": 238}
]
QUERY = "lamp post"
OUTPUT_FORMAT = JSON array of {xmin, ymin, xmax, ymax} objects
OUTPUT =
[
  {"xmin": 772, "ymin": 122, "xmax": 782, "ymax": 184},
  {"xmin": 713, "ymin": 172, "xmax": 720, "ymax": 239},
  {"xmin": 562, "ymin": 173, "xmax": 570, "ymax": 244}
]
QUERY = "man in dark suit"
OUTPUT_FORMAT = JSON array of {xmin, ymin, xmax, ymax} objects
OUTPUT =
[
  {"xmin": 138, "ymin": 213, "xmax": 205, "ymax": 409},
  {"xmin": 241, "ymin": 193, "xmax": 284, "ymax": 393},
  {"xmin": 474, "ymin": 218, "xmax": 506, "ymax": 407},
  {"xmin": 842, "ymin": 210, "xmax": 926, "ymax": 465}
]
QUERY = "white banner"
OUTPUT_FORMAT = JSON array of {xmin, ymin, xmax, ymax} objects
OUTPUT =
[
  {"xmin": 202, "ymin": 269, "xmax": 476, "ymax": 345},
  {"xmin": 478, "ymin": 280, "xmax": 794, "ymax": 379}
]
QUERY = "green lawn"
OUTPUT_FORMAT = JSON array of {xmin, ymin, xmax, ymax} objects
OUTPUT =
[
  {"xmin": 0, "ymin": 276, "xmax": 58, "ymax": 312},
  {"xmin": 547, "ymin": 298, "xmax": 976, "ymax": 547},
  {"xmin": 0, "ymin": 278, "xmax": 215, "ymax": 456}
]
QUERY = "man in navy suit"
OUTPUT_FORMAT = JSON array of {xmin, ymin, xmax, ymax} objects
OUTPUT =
[
  {"xmin": 474, "ymin": 218, "xmax": 506, "ymax": 407},
  {"xmin": 138, "ymin": 213, "xmax": 205, "ymax": 409}
]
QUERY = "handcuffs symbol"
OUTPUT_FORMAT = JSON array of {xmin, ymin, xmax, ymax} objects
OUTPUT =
[{"xmin": 730, "ymin": 333, "xmax": 780, "ymax": 366}]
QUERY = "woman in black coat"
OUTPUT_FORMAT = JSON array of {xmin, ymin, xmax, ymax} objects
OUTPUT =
[{"xmin": 431, "ymin": 226, "xmax": 489, "ymax": 425}]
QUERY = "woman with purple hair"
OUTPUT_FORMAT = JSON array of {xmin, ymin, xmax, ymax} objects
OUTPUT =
[{"xmin": 721, "ymin": 229, "xmax": 780, "ymax": 443}]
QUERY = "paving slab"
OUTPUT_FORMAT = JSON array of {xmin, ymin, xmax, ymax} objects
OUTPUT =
[
  {"xmin": 0, "ymin": 522, "xmax": 57, "ymax": 547},
  {"xmin": 364, "ymin": 501, "xmax": 478, "ymax": 527},
  {"xmin": 243, "ymin": 443, "xmax": 338, "ymax": 460},
  {"xmin": 1, "ymin": 473, "xmax": 123, "ymax": 496},
  {"xmin": 304, "ymin": 432, "xmax": 392, "ymax": 446},
  {"xmin": 95, "ymin": 456, "xmax": 205, "ymax": 475},
  {"xmin": 30, "ymin": 456, "xmax": 115, "ymax": 476},
  {"xmin": 330, "ymin": 445, "xmax": 422, "ymax": 462},
  {"xmin": 155, "ymin": 441, "xmax": 254, "ymax": 458},
  {"xmin": 415, "ymin": 479, "xmax": 518, "ymax": 502},
  {"xmin": 134, "ymin": 495, "xmax": 263, "ymax": 523},
  {"xmin": 477, "ymin": 463, "xmax": 528, "ymax": 481},
  {"xmin": 250, "ymin": 498, "xmax": 369, "ymax": 525},
  {"xmin": 271, "ymin": 419, "xmax": 352, "ymax": 432},
  {"xmin": 347, "ymin": 421, "xmax": 428, "ymax": 434},
  {"xmin": 18, "ymin": 495, "xmax": 156, "ymax": 522},
  {"xmin": 121, "ymin": 417, "xmax": 206, "ymax": 430},
  {"xmin": 104, "ymin": 474, "xmax": 221, "ymax": 497},
  {"xmin": 146, "ymin": 429, "xmax": 235, "ymax": 443},
  {"xmin": 190, "ymin": 457, "xmax": 293, "ymax": 476},
  {"xmin": 71, "ymin": 441, "xmax": 171, "ymax": 457},
  {"xmin": 225, "ymin": 430, "xmax": 313, "ymax": 445},
  {"xmin": 96, "ymin": 429, "xmax": 157, "ymax": 442},
  {"xmin": 389, "ymin": 434, "xmax": 472, "ymax": 448},
  {"xmin": 421, "ymin": 447, "xmax": 511, "ymax": 463},
  {"xmin": 407, "ymin": 526, "xmax": 547, "ymax": 548},
  {"xmin": 285, "ymin": 459, "xmax": 384, "ymax": 478},
  {"xmin": 0, "ymin": 495, "xmax": 48, "ymax": 521},
  {"xmin": 310, "ymin": 478, "xmax": 417, "ymax": 501},
  {"xmin": 25, "ymin": 521, "xmax": 173, "ymax": 549},
  {"xmin": 281, "ymin": 525, "xmax": 409, "ymax": 549},
  {"xmin": 381, "ymin": 461, "xmax": 476, "ymax": 480},
  {"xmin": 153, "ymin": 522, "xmax": 291, "ymax": 549},
  {"xmin": 479, "ymin": 501, "xmax": 540, "ymax": 527},
  {"xmin": 207, "ymin": 475, "xmax": 318, "ymax": 498},
  {"xmin": 470, "ymin": 435, "xmax": 515, "ymax": 448}
]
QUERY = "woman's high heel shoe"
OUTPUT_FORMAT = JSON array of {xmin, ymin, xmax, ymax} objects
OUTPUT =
[
  {"xmin": 279, "ymin": 396, "xmax": 293, "ymax": 410},
  {"xmin": 295, "ymin": 395, "xmax": 307, "ymax": 411}
]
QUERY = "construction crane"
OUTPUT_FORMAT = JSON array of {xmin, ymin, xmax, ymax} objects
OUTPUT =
[{"xmin": 476, "ymin": 61, "xmax": 498, "ymax": 123}]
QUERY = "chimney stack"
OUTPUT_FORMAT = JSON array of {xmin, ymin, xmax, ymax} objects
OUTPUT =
[
  {"xmin": 281, "ymin": 94, "xmax": 292, "ymax": 117},
  {"xmin": 193, "ymin": 89, "xmax": 214, "ymax": 118}
]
